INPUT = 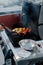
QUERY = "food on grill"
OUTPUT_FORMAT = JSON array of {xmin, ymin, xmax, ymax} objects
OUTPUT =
[{"xmin": 12, "ymin": 28, "xmax": 31, "ymax": 35}]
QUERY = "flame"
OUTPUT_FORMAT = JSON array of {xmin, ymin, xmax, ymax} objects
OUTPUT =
[{"xmin": 12, "ymin": 28, "xmax": 31, "ymax": 35}]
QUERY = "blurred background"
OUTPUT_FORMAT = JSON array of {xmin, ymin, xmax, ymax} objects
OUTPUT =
[
  {"xmin": 0, "ymin": 0, "xmax": 43, "ymax": 65},
  {"xmin": 0, "ymin": 0, "xmax": 42, "ymax": 8}
]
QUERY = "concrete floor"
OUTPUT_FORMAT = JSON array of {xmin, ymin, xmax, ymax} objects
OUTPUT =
[{"xmin": 0, "ymin": 46, "xmax": 5, "ymax": 65}]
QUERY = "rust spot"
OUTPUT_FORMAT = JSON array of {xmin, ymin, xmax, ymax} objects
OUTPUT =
[{"xmin": 0, "ymin": 25, "xmax": 4, "ymax": 30}]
